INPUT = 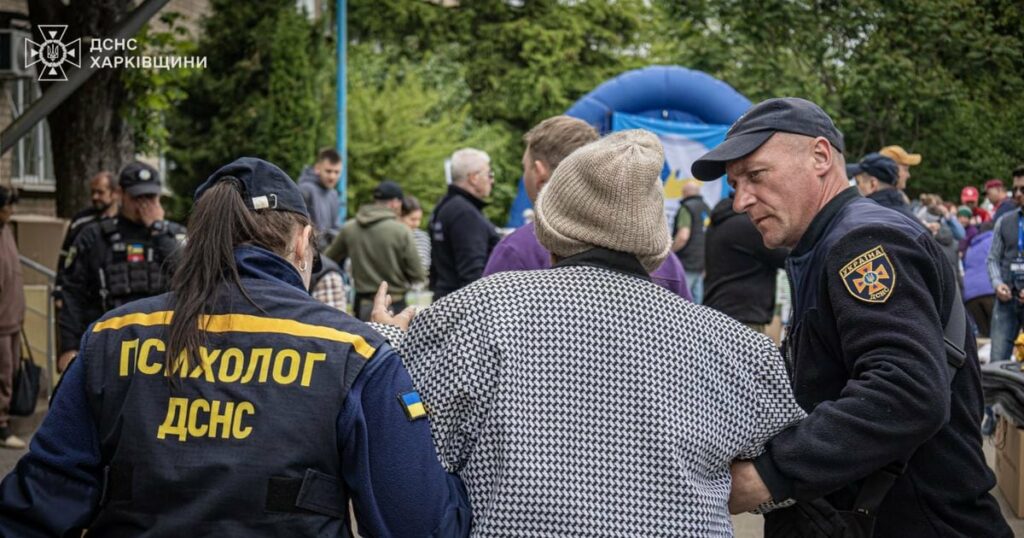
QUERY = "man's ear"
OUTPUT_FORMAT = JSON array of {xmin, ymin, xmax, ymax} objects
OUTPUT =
[
  {"xmin": 294, "ymin": 224, "xmax": 313, "ymax": 263},
  {"xmin": 534, "ymin": 159, "xmax": 552, "ymax": 190},
  {"xmin": 811, "ymin": 137, "xmax": 834, "ymax": 174}
]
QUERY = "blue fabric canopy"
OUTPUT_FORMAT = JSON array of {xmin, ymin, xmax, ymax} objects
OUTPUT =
[{"xmin": 507, "ymin": 66, "xmax": 750, "ymax": 228}]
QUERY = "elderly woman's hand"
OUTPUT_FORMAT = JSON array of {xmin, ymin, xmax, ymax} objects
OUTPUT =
[{"xmin": 370, "ymin": 281, "xmax": 417, "ymax": 331}]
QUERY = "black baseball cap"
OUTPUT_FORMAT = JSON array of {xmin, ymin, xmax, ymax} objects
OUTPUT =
[
  {"xmin": 372, "ymin": 180, "xmax": 404, "ymax": 201},
  {"xmin": 855, "ymin": 153, "xmax": 899, "ymax": 185},
  {"xmin": 195, "ymin": 157, "xmax": 310, "ymax": 219},
  {"xmin": 691, "ymin": 97, "xmax": 845, "ymax": 181},
  {"xmin": 119, "ymin": 161, "xmax": 162, "ymax": 197},
  {"xmin": 194, "ymin": 157, "xmax": 321, "ymax": 271}
]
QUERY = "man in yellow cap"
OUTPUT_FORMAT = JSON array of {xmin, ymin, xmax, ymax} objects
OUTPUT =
[{"xmin": 879, "ymin": 145, "xmax": 921, "ymax": 191}]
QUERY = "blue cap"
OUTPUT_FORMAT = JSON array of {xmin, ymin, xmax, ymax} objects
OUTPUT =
[
  {"xmin": 195, "ymin": 157, "xmax": 310, "ymax": 219},
  {"xmin": 194, "ymin": 157, "xmax": 321, "ymax": 272},
  {"xmin": 857, "ymin": 153, "xmax": 899, "ymax": 185},
  {"xmin": 692, "ymin": 97, "xmax": 845, "ymax": 181}
]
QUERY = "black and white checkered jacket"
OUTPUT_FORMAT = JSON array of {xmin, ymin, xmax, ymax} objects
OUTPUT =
[{"xmin": 380, "ymin": 249, "xmax": 804, "ymax": 537}]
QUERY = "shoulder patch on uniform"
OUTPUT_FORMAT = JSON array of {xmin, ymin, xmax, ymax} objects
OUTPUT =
[
  {"xmin": 64, "ymin": 246, "xmax": 77, "ymax": 269},
  {"xmin": 398, "ymin": 391, "xmax": 427, "ymax": 421},
  {"xmin": 839, "ymin": 245, "xmax": 896, "ymax": 303}
]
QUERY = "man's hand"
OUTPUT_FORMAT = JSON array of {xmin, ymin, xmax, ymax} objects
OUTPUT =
[
  {"xmin": 370, "ymin": 281, "xmax": 416, "ymax": 330},
  {"xmin": 925, "ymin": 221, "xmax": 940, "ymax": 235},
  {"xmin": 138, "ymin": 197, "xmax": 165, "ymax": 228},
  {"xmin": 997, "ymin": 283, "xmax": 1012, "ymax": 302},
  {"xmin": 57, "ymin": 350, "xmax": 77, "ymax": 373},
  {"xmin": 729, "ymin": 461, "xmax": 772, "ymax": 514}
]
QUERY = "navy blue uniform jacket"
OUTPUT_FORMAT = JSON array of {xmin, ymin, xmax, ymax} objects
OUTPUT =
[
  {"xmin": 755, "ymin": 188, "xmax": 1010, "ymax": 537},
  {"xmin": 0, "ymin": 246, "xmax": 469, "ymax": 537}
]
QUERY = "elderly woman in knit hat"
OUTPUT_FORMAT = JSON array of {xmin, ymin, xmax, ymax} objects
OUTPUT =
[{"xmin": 373, "ymin": 130, "xmax": 804, "ymax": 535}]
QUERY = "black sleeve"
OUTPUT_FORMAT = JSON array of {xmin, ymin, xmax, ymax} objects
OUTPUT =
[
  {"xmin": 58, "ymin": 227, "xmax": 103, "ymax": 354},
  {"xmin": 448, "ymin": 208, "xmax": 495, "ymax": 285},
  {"xmin": 154, "ymin": 222, "xmax": 186, "ymax": 280},
  {"xmin": 754, "ymin": 226, "xmax": 951, "ymax": 502}
]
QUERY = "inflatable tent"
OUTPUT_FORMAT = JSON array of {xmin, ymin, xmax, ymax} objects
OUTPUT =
[{"xmin": 506, "ymin": 65, "xmax": 751, "ymax": 228}]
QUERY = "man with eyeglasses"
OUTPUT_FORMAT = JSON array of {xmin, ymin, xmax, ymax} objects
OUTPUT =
[
  {"xmin": 987, "ymin": 173, "xmax": 1024, "ymax": 363},
  {"xmin": 58, "ymin": 162, "xmax": 185, "ymax": 372},
  {"xmin": 429, "ymin": 148, "xmax": 501, "ymax": 298}
]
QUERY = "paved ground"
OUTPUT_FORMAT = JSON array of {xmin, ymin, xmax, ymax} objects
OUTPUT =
[{"xmin": 0, "ymin": 414, "xmax": 1021, "ymax": 535}]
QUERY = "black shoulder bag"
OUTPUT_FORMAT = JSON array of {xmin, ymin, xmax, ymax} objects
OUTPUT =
[{"xmin": 10, "ymin": 329, "xmax": 42, "ymax": 417}]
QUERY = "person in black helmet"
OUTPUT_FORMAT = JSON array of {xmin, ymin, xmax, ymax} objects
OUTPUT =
[{"xmin": 0, "ymin": 158, "xmax": 469, "ymax": 537}]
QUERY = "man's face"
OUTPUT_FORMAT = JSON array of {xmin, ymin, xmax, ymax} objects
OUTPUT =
[
  {"xmin": 522, "ymin": 148, "xmax": 549, "ymax": 203},
  {"xmin": 90, "ymin": 176, "xmax": 115, "ymax": 211},
  {"xmin": 727, "ymin": 134, "xmax": 828, "ymax": 249},
  {"xmin": 120, "ymin": 191, "xmax": 159, "ymax": 223},
  {"xmin": 0, "ymin": 202, "xmax": 13, "ymax": 224},
  {"xmin": 965, "ymin": 199, "xmax": 978, "ymax": 209},
  {"xmin": 1012, "ymin": 178, "xmax": 1024, "ymax": 207},
  {"xmin": 896, "ymin": 164, "xmax": 910, "ymax": 190},
  {"xmin": 854, "ymin": 174, "xmax": 875, "ymax": 196},
  {"xmin": 315, "ymin": 159, "xmax": 342, "ymax": 190},
  {"xmin": 469, "ymin": 164, "xmax": 494, "ymax": 199},
  {"xmin": 988, "ymin": 186, "xmax": 1006, "ymax": 205}
]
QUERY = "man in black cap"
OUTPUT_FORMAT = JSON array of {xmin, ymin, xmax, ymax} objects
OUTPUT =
[
  {"xmin": 57, "ymin": 161, "xmax": 186, "ymax": 372},
  {"xmin": 325, "ymin": 180, "xmax": 425, "ymax": 320},
  {"xmin": 850, "ymin": 152, "xmax": 920, "ymax": 223},
  {"xmin": 692, "ymin": 98, "xmax": 1009, "ymax": 537}
]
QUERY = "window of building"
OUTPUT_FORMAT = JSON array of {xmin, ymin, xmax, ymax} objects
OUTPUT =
[{"xmin": 6, "ymin": 78, "xmax": 55, "ymax": 190}]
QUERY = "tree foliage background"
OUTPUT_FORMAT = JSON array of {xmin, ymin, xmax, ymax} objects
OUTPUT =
[
  {"xmin": 165, "ymin": 0, "xmax": 1024, "ymax": 223},
  {"xmin": 167, "ymin": 0, "xmax": 333, "ymax": 217}
]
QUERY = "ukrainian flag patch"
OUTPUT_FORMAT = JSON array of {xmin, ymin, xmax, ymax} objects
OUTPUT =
[{"xmin": 398, "ymin": 391, "xmax": 426, "ymax": 421}]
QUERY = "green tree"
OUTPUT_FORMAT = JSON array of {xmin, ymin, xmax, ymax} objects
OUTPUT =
[
  {"xmin": 28, "ymin": 0, "xmax": 194, "ymax": 217},
  {"xmin": 346, "ymin": 44, "xmax": 513, "ymax": 223},
  {"xmin": 656, "ymin": 0, "xmax": 1024, "ymax": 198},
  {"xmin": 167, "ymin": 0, "xmax": 331, "ymax": 214},
  {"xmin": 348, "ymin": 0, "xmax": 655, "ymax": 223}
]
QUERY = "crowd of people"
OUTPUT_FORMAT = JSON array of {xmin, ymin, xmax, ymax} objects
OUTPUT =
[{"xmin": 0, "ymin": 97, "xmax": 1015, "ymax": 536}]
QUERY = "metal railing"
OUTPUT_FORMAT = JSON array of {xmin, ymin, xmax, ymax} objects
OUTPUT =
[{"xmin": 18, "ymin": 255, "xmax": 55, "ymax": 391}]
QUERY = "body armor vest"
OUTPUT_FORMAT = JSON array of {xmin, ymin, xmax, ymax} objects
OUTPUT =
[{"xmin": 98, "ymin": 218, "xmax": 167, "ymax": 311}]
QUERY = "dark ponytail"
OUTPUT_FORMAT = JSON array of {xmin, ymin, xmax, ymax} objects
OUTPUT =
[{"xmin": 166, "ymin": 179, "xmax": 310, "ymax": 376}]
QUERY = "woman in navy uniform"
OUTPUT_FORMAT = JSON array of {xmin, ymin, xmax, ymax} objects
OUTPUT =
[{"xmin": 0, "ymin": 158, "xmax": 469, "ymax": 537}]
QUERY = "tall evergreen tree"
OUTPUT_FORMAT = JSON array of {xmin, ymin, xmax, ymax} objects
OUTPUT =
[{"xmin": 167, "ymin": 0, "xmax": 330, "ymax": 205}]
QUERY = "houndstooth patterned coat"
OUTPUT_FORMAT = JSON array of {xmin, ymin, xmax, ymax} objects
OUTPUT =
[{"xmin": 379, "ymin": 253, "xmax": 804, "ymax": 537}]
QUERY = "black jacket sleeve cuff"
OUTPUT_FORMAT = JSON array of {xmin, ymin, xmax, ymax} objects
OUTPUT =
[{"xmin": 753, "ymin": 450, "xmax": 795, "ymax": 502}]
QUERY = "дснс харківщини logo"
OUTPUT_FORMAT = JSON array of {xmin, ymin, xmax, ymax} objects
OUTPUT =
[{"xmin": 25, "ymin": 25, "xmax": 81, "ymax": 82}]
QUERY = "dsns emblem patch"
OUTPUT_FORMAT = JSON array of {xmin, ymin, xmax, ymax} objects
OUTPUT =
[{"xmin": 840, "ymin": 245, "xmax": 896, "ymax": 303}]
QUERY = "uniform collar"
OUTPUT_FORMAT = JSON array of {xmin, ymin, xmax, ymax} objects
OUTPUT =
[
  {"xmin": 792, "ymin": 187, "xmax": 861, "ymax": 256},
  {"xmin": 234, "ymin": 245, "xmax": 305, "ymax": 291},
  {"xmin": 867, "ymin": 188, "xmax": 905, "ymax": 205},
  {"xmin": 448, "ymin": 184, "xmax": 488, "ymax": 209},
  {"xmin": 552, "ymin": 247, "xmax": 651, "ymax": 281}
]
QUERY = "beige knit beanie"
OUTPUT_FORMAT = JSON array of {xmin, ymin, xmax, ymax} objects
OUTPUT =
[{"xmin": 534, "ymin": 129, "xmax": 670, "ymax": 273}]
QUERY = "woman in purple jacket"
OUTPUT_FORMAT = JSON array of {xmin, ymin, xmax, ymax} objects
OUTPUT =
[{"xmin": 963, "ymin": 226, "xmax": 996, "ymax": 336}]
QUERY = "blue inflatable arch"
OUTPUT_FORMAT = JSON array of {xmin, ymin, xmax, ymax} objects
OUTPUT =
[{"xmin": 507, "ymin": 65, "xmax": 750, "ymax": 227}]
